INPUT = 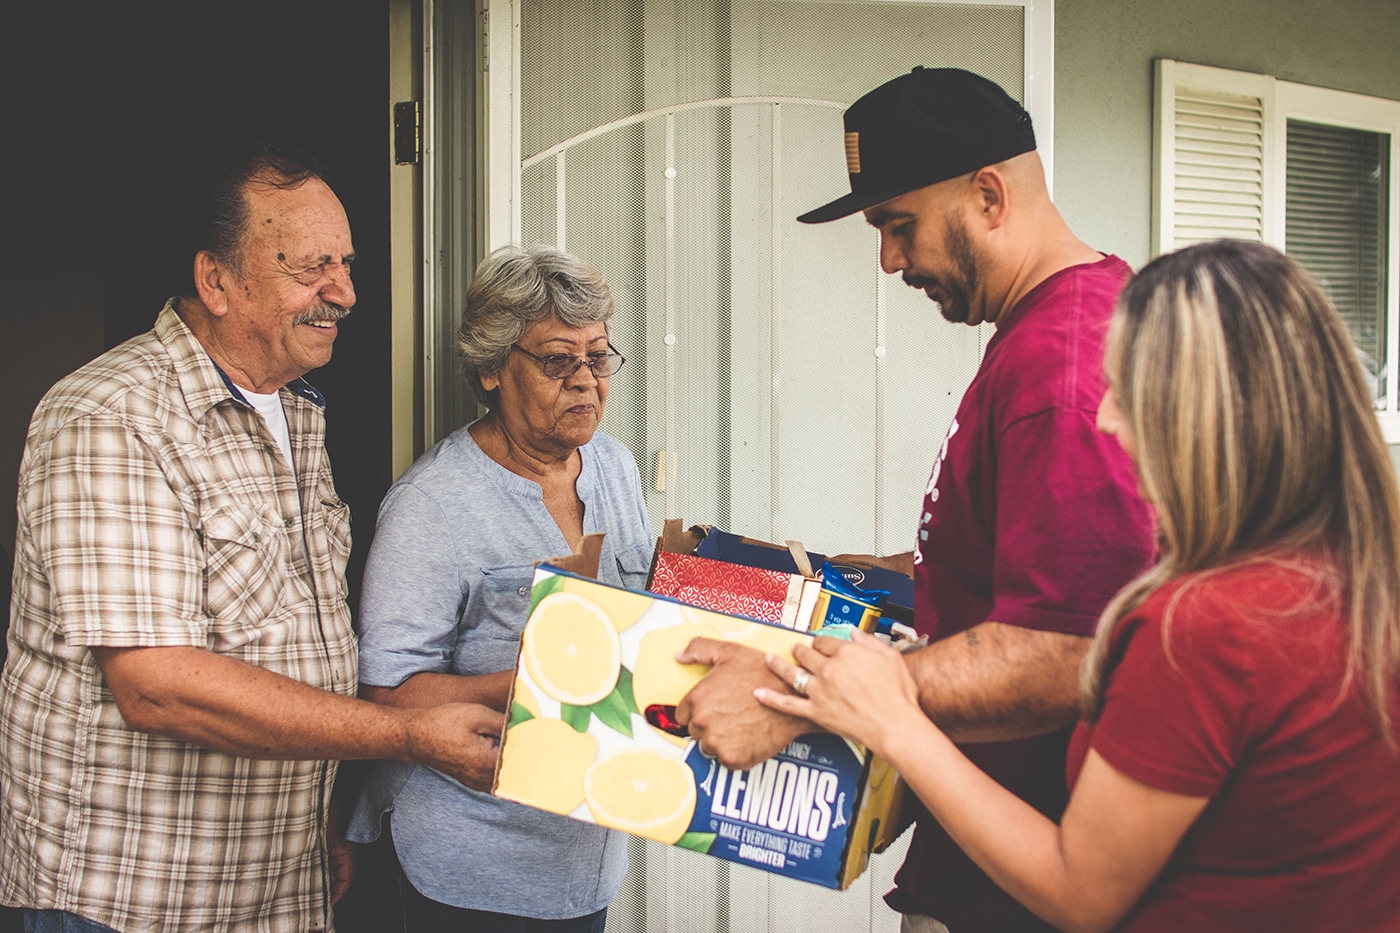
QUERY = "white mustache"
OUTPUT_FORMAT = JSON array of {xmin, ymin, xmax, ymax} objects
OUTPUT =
[{"xmin": 293, "ymin": 304, "xmax": 353, "ymax": 326}]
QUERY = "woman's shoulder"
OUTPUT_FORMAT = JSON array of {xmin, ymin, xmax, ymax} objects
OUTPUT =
[
  {"xmin": 381, "ymin": 428, "xmax": 498, "ymax": 506},
  {"xmin": 583, "ymin": 430, "xmax": 641, "ymax": 468},
  {"xmin": 1151, "ymin": 555, "xmax": 1330, "ymax": 608},
  {"xmin": 1132, "ymin": 555, "xmax": 1340, "ymax": 651}
]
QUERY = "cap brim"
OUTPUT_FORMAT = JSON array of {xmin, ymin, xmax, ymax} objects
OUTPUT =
[{"xmin": 796, "ymin": 180, "xmax": 927, "ymax": 224}]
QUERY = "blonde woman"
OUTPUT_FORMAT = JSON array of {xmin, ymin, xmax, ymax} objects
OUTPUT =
[{"xmin": 758, "ymin": 239, "xmax": 1400, "ymax": 932}]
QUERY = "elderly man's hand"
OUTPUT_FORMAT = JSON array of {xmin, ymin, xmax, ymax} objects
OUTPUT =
[
  {"xmin": 407, "ymin": 703, "xmax": 506, "ymax": 791},
  {"xmin": 326, "ymin": 796, "xmax": 356, "ymax": 906},
  {"xmin": 674, "ymin": 637, "xmax": 815, "ymax": 770}
]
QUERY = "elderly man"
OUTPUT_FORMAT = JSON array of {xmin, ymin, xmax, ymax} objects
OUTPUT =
[
  {"xmin": 0, "ymin": 151, "xmax": 503, "ymax": 933},
  {"xmin": 677, "ymin": 69, "xmax": 1156, "ymax": 933}
]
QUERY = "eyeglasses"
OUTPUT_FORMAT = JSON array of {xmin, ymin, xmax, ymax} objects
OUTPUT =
[{"xmin": 510, "ymin": 342, "xmax": 626, "ymax": 379}]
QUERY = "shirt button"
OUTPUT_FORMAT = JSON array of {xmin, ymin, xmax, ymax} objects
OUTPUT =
[
  {"xmin": 517, "ymin": 586, "xmax": 529, "ymax": 596},
  {"xmin": 284, "ymin": 517, "xmax": 295, "ymax": 528}
]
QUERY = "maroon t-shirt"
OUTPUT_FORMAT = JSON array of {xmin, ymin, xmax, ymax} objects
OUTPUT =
[
  {"xmin": 1067, "ymin": 559, "xmax": 1400, "ymax": 930},
  {"xmin": 889, "ymin": 255, "xmax": 1157, "ymax": 930}
]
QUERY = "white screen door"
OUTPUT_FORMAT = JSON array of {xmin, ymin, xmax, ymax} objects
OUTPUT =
[
  {"xmin": 486, "ymin": 0, "xmax": 1050, "ymax": 559},
  {"xmin": 464, "ymin": 1, "xmax": 1053, "ymax": 928}
]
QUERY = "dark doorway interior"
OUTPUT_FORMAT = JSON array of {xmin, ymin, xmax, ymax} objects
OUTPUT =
[
  {"xmin": 3, "ymin": 0, "xmax": 394, "ymax": 588},
  {"xmin": 94, "ymin": 2, "xmax": 395, "ymax": 606},
  {"xmin": 2, "ymin": 2, "xmax": 400, "ymax": 930},
  {"xmin": 3, "ymin": 3, "xmax": 394, "ymax": 592}
]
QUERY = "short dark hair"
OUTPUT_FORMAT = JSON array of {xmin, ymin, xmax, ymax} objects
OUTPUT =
[{"xmin": 194, "ymin": 144, "xmax": 327, "ymax": 277}]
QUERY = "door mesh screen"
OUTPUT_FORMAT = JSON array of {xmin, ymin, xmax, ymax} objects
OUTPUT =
[{"xmin": 514, "ymin": 6, "xmax": 1025, "ymax": 921}]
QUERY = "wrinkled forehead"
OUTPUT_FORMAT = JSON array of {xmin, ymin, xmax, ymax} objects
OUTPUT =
[
  {"xmin": 241, "ymin": 176, "xmax": 353, "ymax": 262},
  {"xmin": 520, "ymin": 315, "xmax": 610, "ymax": 345}
]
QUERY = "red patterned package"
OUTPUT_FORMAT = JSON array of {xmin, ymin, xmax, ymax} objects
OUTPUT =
[{"xmin": 647, "ymin": 549, "xmax": 821, "ymax": 629}]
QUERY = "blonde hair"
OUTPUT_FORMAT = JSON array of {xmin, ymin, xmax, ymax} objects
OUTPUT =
[{"xmin": 1081, "ymin": 239, "xmax": 1400, "ymax": 741}]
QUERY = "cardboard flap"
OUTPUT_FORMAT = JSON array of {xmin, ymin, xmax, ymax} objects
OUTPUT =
[
  {"xmin": 658, "ymin": 518, "xmax": 708, "ymax": 554},
  {"xmin": 539, "ymin": 532, "xmax": 604, "ymax": 579},
  {"xmin": 785, "ymin": 540, "xmax": 815, "ymax": 578},
  {"xmin": 647, "ymin": 519, "xmax": 710, "ymax": 590}
]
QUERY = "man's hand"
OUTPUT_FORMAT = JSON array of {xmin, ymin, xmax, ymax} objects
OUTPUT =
[
  {"xmin": 674, "ymin": 637, "xmax": 814, "ymax": 770},
  {"xmin": 326, "ymin": 796, "xmax": 356, "ymax": 906},
  {"xmin": 405, "ymin": 703, "xmax": 506, "ymax": 791}
]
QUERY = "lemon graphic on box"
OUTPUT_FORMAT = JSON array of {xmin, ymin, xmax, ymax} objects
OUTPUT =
[
  {"xmin": 631, "ymin": 616, "xmax": 812, "ymax": 745},
  {"xmin": 736, "ymin": 622, "xmax": 809, "ymax": 662},
  {"xmin": 679, "ymin": 604, "xmax": 809, "ymax": 661},
  {"xmin": 511, "ymin": 678, "xmax": 542, "ymax": 719},
  {"xmin": 563, "ymin": 576, "xmax": 652, "ymax": 632},
  {"xmin": 523, "ymin": 592, "xmax": 621, "ymax": 706},
  {"xmin": 584, "ymin": 747, "xmax": 696, "ymax": 844},
  {"xmin": 631, "ymin": 622, "xmax": 711, "ymax": 746},
  {"xmin": 497, "ymin": 717, "xmax": 599, "ymax": 814},
  {"xmin": 678, "ymin": 604, "xmax": 752, "ymax": 638}
]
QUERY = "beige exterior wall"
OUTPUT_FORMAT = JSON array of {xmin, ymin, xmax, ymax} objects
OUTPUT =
[{"xmin": 1054, "ymin": 0, "xmax": 1400, "ymax": 269}]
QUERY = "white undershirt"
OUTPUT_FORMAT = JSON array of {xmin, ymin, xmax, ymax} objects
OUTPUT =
[
  {"xmin": 241, "ymin": 388, "xmax": 295, "ymax": 472},
  {"xmin": 239, "ymin": 387, "xmax": 309, "ymax": 566}
]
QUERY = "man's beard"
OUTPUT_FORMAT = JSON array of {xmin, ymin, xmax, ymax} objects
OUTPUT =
[
  {"xmin": 292, "ymin": 301, "xmax": 353, "ymax": 326},
  {"xmin": 902, "ymin": 215, "xmax": 980, "ymax": 324}
]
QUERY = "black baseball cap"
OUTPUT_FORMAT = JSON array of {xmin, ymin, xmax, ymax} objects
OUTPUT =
[{"xmin": 797, "ymin": 67, "xmax": 1036, "ymax": 224}]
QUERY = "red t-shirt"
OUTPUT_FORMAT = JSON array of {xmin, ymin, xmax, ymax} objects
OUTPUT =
[
  {"xmin": 891, "ymin": 255, "xmax": 1158, "ymax": 930},
  {"xmin": 1067, "ymin": 559, "xmax": 1400, "ymax": 931}
]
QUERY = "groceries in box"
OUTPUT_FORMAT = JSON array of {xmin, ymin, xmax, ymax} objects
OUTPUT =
[{"xmin": 493, "ymin": 561, "xmax": 909, "ymax": 889}]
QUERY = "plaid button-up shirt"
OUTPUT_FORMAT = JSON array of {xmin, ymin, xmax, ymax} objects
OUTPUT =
[{"xmin": 0, "ymin": 301, "xmax": 357, "ymax": 932}]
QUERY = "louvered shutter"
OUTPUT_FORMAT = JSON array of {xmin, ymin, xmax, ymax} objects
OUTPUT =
[
  {"xmin": 1154, "ymin": 60, "xmax": 1279, "ymax": 255},
  {"xmin": 1154, "ymin": 59, "xmax": 1400, "ymax": 432}
]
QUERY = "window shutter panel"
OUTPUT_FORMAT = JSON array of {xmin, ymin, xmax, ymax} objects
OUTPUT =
[{"xmin": 1154, "ymin": 60, "xmax": 1278, "ymax": 256}]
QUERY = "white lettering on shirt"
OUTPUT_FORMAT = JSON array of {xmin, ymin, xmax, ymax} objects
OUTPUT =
[{"xmin": 915, "ymin": 418, "xmax": 960, "ymax": 566}]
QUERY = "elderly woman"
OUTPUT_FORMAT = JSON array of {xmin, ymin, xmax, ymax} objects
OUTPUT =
[
  {"xmin": 758, "ymin": 240, "xmax": 1400, "ymax": 932},
  {"xmin": 347, "ymin": 245, "xmax": 653, "ymax": 932}
]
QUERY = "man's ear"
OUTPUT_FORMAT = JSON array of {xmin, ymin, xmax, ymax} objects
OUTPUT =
[
  {"xmin": 193, "ymin": 251, "xmax": 231, "ymax": 316},
  {"xmin": 969, "ymin": 167, "xmax": 1009, "ymax": 230},
  {"xmin": 479, "ymin": 370, "xmax": 501, "ymax": 394}
]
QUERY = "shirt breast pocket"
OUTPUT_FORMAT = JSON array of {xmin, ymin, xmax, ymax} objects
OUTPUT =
[
  {"xmin": 201, "ymin": 502, "xmax": 286, "ymax": 634},
  {"xmin": 318, "ymin": 495, "xmax": 352, "ymax": 599},
  {"xmin": 477, "ymin": 562, "xmax": 538, "ymax": 642},
  {"xmin": 614, "ymin": 543, "xmax": 653, "ymax": 591}
]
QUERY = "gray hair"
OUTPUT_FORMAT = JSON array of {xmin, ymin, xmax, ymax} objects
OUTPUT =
[
  {"xmin": 456, "ymin": 245, "xmax": 615, "ymax": 408},
  {"xmin": 195, "ymin": 147, "xmax": 324, "ymax": 282}
]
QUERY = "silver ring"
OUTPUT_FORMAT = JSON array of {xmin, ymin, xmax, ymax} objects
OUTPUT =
[{"xmin": 791, "ymin": 668, "xmax": 811, "ymax": 697}]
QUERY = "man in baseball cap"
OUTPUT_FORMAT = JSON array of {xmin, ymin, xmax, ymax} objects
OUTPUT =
[
  {"xmin": 797, "ymin": 66, "xmax": 1036, "ymax": 224},
  {"xmin": 677, "ymin": 68, "xmax": 1155, "ymax": 933}
]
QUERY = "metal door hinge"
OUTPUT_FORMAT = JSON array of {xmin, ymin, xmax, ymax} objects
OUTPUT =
[
  {"xmin": 393, "ymin": 100, "xmax": 421, "ymax": 165},
  {"xmin": 481, "ymin": 9, "xmax": 489, "ymax": 71}
]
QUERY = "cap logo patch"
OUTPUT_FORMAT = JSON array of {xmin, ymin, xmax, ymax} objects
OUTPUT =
[{"xmin": 844, "ymin": 132, "xmax": 861, "ymax": 174}]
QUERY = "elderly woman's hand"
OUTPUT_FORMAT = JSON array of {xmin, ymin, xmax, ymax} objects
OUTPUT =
[{"xmin": 754, "ymin": 628, "xmax": 927, "ymax": 758}]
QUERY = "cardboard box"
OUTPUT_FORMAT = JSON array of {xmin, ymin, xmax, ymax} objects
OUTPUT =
[
  {"xmin": 693, "ymin": 526, "xmax": 916, "ymax": 627},
  {"xmin": 493, "ymin": 562, "xmax": 908, "ymax": 889}
]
